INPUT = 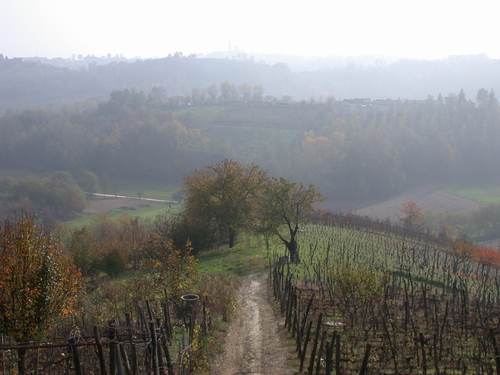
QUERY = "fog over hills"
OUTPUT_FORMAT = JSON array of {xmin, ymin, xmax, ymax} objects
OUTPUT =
[{"xmin": 1, "ymin": 52, "xmax": 498, "ymax": 114}]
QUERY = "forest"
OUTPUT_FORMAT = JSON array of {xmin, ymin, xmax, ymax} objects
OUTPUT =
[{"xmin": 1, "ymin": 84, "xmax": 499, "ymax": 204}]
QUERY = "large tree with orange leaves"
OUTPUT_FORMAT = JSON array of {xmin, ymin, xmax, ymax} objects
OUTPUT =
[
  {"xmin": 0, "ymin": 215, "xmax": 81, "ymax": 373},
  {"xmin": 397, "ymin": 201, "xmax": 423, "ymax": 230}
]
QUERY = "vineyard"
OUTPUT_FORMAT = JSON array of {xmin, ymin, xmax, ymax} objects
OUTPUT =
[
  {"xmin": 2, "ymin": 204, "xmax": 500, "ymax": 374},
  {"xmin": 0, "ymin": 296, "xmax": 210, "ymax": 375},
  {"xmin": 272, "ymin": 213, "xmax": 500, "ymax": 374}
]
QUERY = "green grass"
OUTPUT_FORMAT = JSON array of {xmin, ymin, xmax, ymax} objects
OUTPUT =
[
  {"xmin": 196, "ymin": 233, "xmax": 269, "ymax": 276},
  {"xmin": 106, "ymin": 178, "xmax": 181, "ymax": 200},
  {"xmin": 170, "ymin": 104, "xmax": 308, "ymax": 162},
  {"xmin": 104, "ymin": 203, "xmax": 180, "ymax": 220},
  {"xmin": 443, "ymin": 182, "xmax": 500, "ymax": 203},
  {"xmin": 65, "ymin": 203, "xmax": 180, "ymax": 228},
  {"xmin": 205, "ymin": 123, "xmax": 301, "ymax": 162}
]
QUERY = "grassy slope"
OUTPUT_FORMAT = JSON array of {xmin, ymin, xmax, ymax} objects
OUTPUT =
[
  {"xmin": 173, "ymin": 104, "xmax": 310, "ymax": 162},
  {"xmin": 113, "ymin": 181, "xmax": 180, "ymax": 200},
  {"xmin": 443, "ymin": 182, "xmax": 500, "ymax": 204},
  {"xmin": 66, "ymin": 203, "xmax": 177, "ymax": 228},
  {"xmin": 196, "ymin": 233, "xmax": 270, "ymax": 276}
]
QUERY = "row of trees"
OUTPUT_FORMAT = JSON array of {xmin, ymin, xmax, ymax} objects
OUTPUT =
[
  {"xmin": 0, "ymin": 55, "xmax": 290, "ymax": 114},
  {"xmin": 0, "ymin": 91, "xmax": 214, "ymax": 183},
  {"xmin": 4, "ymin": 53, "xmax": 500, "ymax": 114},
  {"xmin": 293, "ymin": 89, "xmax": 500, "ymax": 199},
  {"xmin": 101, "ymin": 83, "xmax": 268, "ymax": 109},
  {"xmin": 190, "ymin": 82, "xmax": 266, "ymax": 104}
]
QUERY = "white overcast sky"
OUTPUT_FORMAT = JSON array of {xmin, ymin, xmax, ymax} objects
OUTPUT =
[{"xmin": 1, "ymin": 0, "xmax": 498, "ymax": 60}]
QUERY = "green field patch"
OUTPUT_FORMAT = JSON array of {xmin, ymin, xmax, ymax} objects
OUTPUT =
[
  {"xmin": 443, "ymin": 182, "xmax": 500, "ymax": 203},
  {"xmin": 206, "ymin": 124, "xmax": 301, "ymax": 162},
  {"xmin": 107, "ymin": 179, "xmax": 181, "ymax": 200},
  {"xmin": 196, "ymin": 234, "xmax": 268, "ymax": 276},
  {"xmin": 65, "ymin": 203, "xmax": 178, "ymax": 228}
]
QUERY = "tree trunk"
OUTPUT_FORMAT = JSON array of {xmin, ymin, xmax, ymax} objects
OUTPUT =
[
  {"xmin": 286, "ymin": 239, "xmax": 300, "ymax": 263},
  {"xmin": 18, "ymin": 347, "xmax": 27, "ymax": 375},
  {"xmin": 229, "ymin": 231, "xmax": 236, "ymax": 248}
]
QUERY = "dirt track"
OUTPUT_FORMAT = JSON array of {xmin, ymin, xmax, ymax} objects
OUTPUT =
[{"xmin": 210, "ymin": 273, "xmax": 293, "ymax": 375}]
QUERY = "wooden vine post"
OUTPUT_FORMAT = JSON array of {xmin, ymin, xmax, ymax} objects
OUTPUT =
[{"xmin": 94, "ymin": 325, "xmax": 108, "ymax": 375}]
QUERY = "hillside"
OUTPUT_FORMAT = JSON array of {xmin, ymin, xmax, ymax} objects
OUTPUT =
[
  {"xmin": 2, "ymin": 54, "xmax": 500, "ymax": 114},
  {"xmin": 352, "ymin": 184, "xmax": 482, "ymax": 219},
  {"xmin": 2, "ymin": 96, "xmax": 500, "ymax": 204},
  {"xmin": 269, "ymin": 213, "xmax": 500, "ymax": 373}
]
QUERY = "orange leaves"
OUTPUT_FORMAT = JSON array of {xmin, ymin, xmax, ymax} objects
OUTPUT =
[
  {"xmin": 474, "ymin": 246, "xmax": 500, "ymax": 267},
  {"xmin": 0, "ymin": 214, "xmax": 82, "ymax": 342},
  {"xmin": 397, "ymin": 201, "xmax": 423, "ymax": 229}
]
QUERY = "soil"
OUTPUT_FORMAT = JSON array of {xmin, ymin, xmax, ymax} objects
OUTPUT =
[
  {"xmin": 347, "ymin": 184, "xmax": 482, "ymax": 220},
  {"xmin": 210, "ymin": 273, "xmax": 295, "ymax": 375}
]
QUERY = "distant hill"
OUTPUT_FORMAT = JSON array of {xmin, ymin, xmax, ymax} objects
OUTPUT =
[{"xmin": 1, "ymin": 53, "xmax": 499, "ymax": 114}]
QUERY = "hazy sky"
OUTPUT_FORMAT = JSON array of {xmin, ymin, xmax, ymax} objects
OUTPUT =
[{"xmin": 2, "ymin": 0, "xmax": 498, "ymax": 60}]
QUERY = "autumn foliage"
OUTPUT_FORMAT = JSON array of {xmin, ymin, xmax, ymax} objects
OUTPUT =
[
  {"xmin": 473, "ymin": 246, "xmax": 500, "ymax": 267},
  {"xmin": 397, "ymin": 201, "xmax": 423, "ymax": 229},
  {"xmin": 143, "ymin": 237, "xmax": 198, "ymax": 299},
  {"xmin": 0, "ymin": 215, "xmax": 81, "ymax": 343}
]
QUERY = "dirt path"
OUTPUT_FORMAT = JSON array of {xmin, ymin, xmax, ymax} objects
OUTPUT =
[{"xmin": 211, "ymin": 273, "xmax": 293, "ymax": 375}]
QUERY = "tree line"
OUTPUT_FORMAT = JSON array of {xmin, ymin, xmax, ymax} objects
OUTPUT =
[
  {"xmin": 1, "ymin": 86, "xmax": 499, "ymax": 203},
  {"xmin": 291, "ymin": 88, "xmax": 500, "ymax": 200},
  {"xmin": 3, "ymin": 53, "xmax": 500, "ymax": 114},
  {"xmin": 422, "ymin": 202, "xmax": 500, "ymax": 242},
  {"xmin": 0, "ymin": 88, "xmax": 214, "ymax": 183}
]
